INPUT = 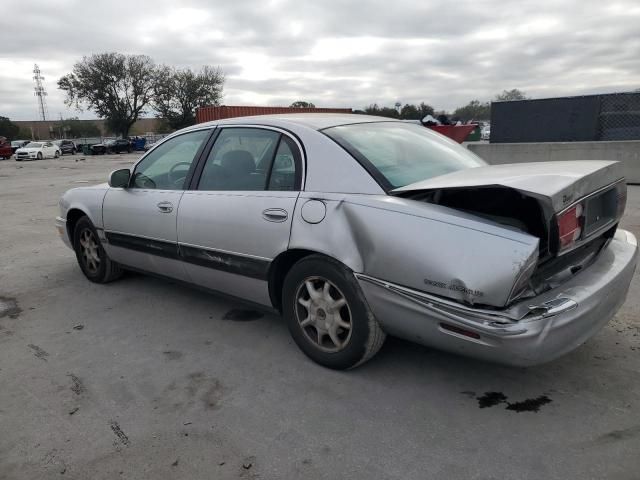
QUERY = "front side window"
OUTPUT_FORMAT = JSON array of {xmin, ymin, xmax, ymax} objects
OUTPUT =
[
  {"xmin": 198, "ymin": 128, "xmax": 281, "ymax": 191},
  {"xmin": 323, "ymin": 122, "xmax": 486, "ymax": 190},
  {"xmin": 132, "ymin": 129, "xmax": 210, "ymax": 190}
]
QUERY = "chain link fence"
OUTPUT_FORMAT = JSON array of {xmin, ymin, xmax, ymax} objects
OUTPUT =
[
  {"xmin": 491, "ymin": 91, "xmax": 640, "ymax": 143},
  {"xmin": 599, "ymin": 92, "xmax": 640, "ymax": 141}
]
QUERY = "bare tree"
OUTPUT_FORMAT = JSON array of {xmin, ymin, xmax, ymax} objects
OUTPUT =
[
  {"xmin": 153, "ymin": 66, "xmax": 224, "ymax": 130},
  {"xmin": 58, "ymin": 53, "xmax": 156, "ymax": 137}
]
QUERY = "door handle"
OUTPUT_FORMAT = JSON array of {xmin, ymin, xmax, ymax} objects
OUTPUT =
[
  {"xmin": 157, "ymin": 201, "xmax": 173, "ymax": 213},
  {"xmin": 262, "ymin": 208, "xmax": 288, "ymax": 222}
]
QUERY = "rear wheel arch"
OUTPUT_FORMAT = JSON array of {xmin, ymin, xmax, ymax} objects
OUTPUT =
[{"xmin": 268, "ymin": 249, "xmax": 357, "ymax": 312}]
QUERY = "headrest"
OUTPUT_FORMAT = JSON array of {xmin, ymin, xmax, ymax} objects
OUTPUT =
[{"xmin": 221, "ymin": 150, "xmax": 254, "ymax": 175}]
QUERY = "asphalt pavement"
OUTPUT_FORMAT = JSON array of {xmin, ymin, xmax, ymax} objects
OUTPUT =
[{"xmin": 1, "ymin": 153, "xmax": 639, "ymax": 479}]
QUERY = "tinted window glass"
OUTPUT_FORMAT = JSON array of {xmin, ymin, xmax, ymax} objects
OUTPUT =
[
  {"xmin": 324, "ymin": 122, "xmax": 486, "ymax": 189},
  {"xmin": 132, "ymin": 129, "xmax": 209, "ymax": 190},
  {"xmin": 268, "ymin": 138, "xmax": 297, "ymax": 191},
  {"xmin": 198, "ymin": 128, "xmax": 280, "ymax": 191}
]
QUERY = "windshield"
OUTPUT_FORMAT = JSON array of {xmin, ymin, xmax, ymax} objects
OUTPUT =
[
  {"xmin": 323, "ymin": 122, "xmax": 486, "ymax": 190},
  {"xmin": 11, "ymin": 141, "xmax": 25, "ymax": 147},
  {"xmin": 26, "ymin": 142, "xmax": 42, "ymax": 148}
]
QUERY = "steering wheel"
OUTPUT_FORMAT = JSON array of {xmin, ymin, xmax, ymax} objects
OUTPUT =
[{"xmin": 168, "ymin": 162, "xmax": 192, "ymax": 187}]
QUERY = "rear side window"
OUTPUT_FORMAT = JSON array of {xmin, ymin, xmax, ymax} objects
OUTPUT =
[
  {"xmin": 197, "ymin": 128, "xmax": 277, "ymax": 191},
  {"xmin": 267, "ymin": 137, "xmax": 298, "ymax": 191}
]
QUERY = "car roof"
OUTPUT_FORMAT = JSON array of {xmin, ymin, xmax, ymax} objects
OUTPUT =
[{"xmin": 197, "ymin": 113, "xmax": 402, "ymax": 131}]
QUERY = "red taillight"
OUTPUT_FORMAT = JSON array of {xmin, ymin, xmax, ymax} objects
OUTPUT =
[{"xmin": 558, "ymin": 204, "xmax": 584, "ymax": 250}]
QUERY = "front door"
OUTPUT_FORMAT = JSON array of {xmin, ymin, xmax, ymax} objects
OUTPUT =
[
  {"xmin": 102, "ymin": 128, "xmax": 212, "ymax": 280},
  {"xmin": 178, "ymin": 127, "xmax": 302, "ymax": 305},
  {"xmin": 43, "ymin": 142, "xmax": 56, "ymax": 157}
]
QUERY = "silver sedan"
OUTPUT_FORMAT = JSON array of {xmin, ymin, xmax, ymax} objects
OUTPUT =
[{"xmin": 56, "ymin": 114, "xmax": 638, "ymax": 369}]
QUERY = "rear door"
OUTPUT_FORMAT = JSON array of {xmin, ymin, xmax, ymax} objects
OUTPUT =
[
  {"xmin": 178, "ymin": 126, "xmax": 303, "ymax": 305},
  {"xmin": 102, "ymin": 128, "xmax": 213, "ymax": 279}
]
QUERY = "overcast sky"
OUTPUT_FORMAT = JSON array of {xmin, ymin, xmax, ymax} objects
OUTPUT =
[{"xmin": 2, "ymin": 0, "xmax": 639, "ymax": 120}]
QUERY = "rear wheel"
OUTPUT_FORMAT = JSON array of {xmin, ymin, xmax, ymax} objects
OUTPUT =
[
  {"xmin": 282, "ymin": 255, "xmax": 386, "ymax": 369},
  {"xmin": 73, "ymin": 216, "xmax": 123, "ymax": 283}
]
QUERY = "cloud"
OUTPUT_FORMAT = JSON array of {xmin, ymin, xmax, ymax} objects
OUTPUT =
[{"xmin": 1, "ymin": 0, "xmax": 639, "ymax": 120}]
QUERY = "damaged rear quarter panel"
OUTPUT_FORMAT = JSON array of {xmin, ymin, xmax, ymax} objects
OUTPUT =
[{"xmin": 289, "ymin": 192, "xmax": 539, "ymax": 307}]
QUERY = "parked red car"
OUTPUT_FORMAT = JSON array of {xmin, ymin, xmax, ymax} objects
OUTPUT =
[{"xmin": 0, "ymin": 137, "xmax": 14, "ymax": 159}]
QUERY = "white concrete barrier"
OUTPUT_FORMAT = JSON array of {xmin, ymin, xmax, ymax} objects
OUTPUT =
[{"xmin": 468, "ymin": 141, "xmax": 640, "ymax": 184}]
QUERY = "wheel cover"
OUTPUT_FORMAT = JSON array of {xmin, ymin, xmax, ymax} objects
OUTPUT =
[
  {"xmin": 79, "ymin": 228, "xmax": 101, "ymax": 274},
  {"xmin": 294, "ymin": 276, "xmax": 353, "ymax": 352}
]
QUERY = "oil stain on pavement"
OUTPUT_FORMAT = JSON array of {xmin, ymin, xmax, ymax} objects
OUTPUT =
[
  {"xmin": 222, "ymin": 309, "xmax": 264, "ymax": 322},
  {"xmin": 473, "ymin": 391, "xmax": 553, "ymax": 413}
]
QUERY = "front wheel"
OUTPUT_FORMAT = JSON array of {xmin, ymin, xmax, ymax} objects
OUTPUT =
[
  {"xmin": 54, "ymin": 150, "xmax": 60, "ymax": 158},
  {"xmin": 73, "ymin": 216, "xmax": 123, "ymax": 283},
  {"xmin": 37, "ymin": 152, "xmax": 43, "ymax": 160},
  {"xmin": 282, "ymin": 255, "xmax": 386, "ymax": 370}
]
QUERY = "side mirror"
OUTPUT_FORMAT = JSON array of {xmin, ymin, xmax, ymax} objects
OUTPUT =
[{"xmin": 109, "ymin": 168, "xmax": 131, "ymax": 188}]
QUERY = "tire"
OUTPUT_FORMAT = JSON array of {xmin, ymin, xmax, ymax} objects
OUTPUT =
[
  {"xmin": 73, "ymin": 216, "xmax": 123, "ymax": 283},
  {"xmin": 37, "ymin": 152, "xmax": 43, "ymax": 160},
  {"xmin": 72, "ymin": 149, "xmax": 76, "ymax": 155},
  {"xmin": 282, "ymin": 255, "xmax": 386, "ymax": 370},
  {"xmin": 54, "ymin": 150, "xmax": 60, "ymax": 158}
]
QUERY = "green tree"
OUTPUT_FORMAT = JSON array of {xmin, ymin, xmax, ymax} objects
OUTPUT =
[
  {"xmin": 58, "ymin": 53, "xmax": 157, "ymax": 137},
  {"xmin": 495, "ymin": 89, "xmax": 528, "ymax": 101},
  {"xmin": 417, "ymin": 102, "xmax": 435, "ymax": 119},
  {"xmin": 290, "ymin": 101, "xmax": 315, "ymax": 108},
  {"xmin": 18, "ymin": 127, "xmax": 33, "ymax": 140},
  {"xmin": 364, "ymin": 104, "xmax": 399, "ymax": 118},
  {"xmin": 53, "ymin": 117, "xmax": 101, "ymax": 138},
  {"xmin": 0, "ymin": 116, "xmax": 20, "ymax": 139},
  {"xmin": 399, "ymin": 104, "xmax": 420, "ymax": 119},
  {"xmin": 153, "ymin": 65, "xmax": 224, "ymax": 131},
  {"xmin": 453, "ymin": 100, "xmax": 491, "ymax": 122},
  {"xmin": 398, "ymin": 102, "xmax": 435, "ymax": 120}
]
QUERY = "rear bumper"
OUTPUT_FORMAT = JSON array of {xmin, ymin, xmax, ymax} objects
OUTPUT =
[{"xmin": 357, "ymin": 229, "xmax": 638, "ymax": 366}]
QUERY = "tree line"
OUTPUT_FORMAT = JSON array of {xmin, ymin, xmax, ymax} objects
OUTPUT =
[{"xmin": 348, "ymin": 89, "xmax": 528, "ymax": 123}]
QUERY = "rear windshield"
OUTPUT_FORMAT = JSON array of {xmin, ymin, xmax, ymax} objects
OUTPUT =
[{"xmin": 323, "ymin": 122, "xmax": 486, "ymax": 189}]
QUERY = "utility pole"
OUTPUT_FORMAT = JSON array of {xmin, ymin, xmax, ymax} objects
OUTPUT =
[{"xmin": 33, "ymin": 64, "xmax": 49, "ymax": 121}]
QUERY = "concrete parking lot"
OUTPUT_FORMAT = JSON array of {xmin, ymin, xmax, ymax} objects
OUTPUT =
[{"xmin": 1, "ymin": 153, "xmax": 639, "ymax": 480}]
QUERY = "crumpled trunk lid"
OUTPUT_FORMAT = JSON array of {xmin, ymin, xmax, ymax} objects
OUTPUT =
[
  {"xmin": 392, "ymin": 160, "xmax": 624, "ymax": 213},
  {"xmin": 393, "ymin": 160, "xmax": 627, "ymax": 305}
]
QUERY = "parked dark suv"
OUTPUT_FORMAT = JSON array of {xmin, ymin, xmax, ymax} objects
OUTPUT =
[
  {"xmin": 54, "ymin": 139, "xmax": 77, "ymax": 155},
  {"xmin": 106, "ymin": 139, "xmax": 132, "ymax": 154},
  {"xmin": 11, "ymin": 140, "xmax": 30, "ymax": 154}
]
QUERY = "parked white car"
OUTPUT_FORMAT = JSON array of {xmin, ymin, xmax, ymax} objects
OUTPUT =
[
  {"xmin": 15, "ymin": 141, "xmax": 61, "ymax": 161},
  {"xmin": 481, "ymin": 126, "xmax": 491, "ymax": 141}
]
